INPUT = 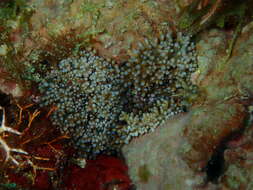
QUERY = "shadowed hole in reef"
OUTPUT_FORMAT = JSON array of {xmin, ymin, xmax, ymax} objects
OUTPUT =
[
  {"xmin": 205, "ymin": 149, "xmax": 225, "ymax": 183},
  {"xmin": 204, "ymin": 130, "xmax": 242, "ymax": 183},
  {"xmin": 204, "ymin": 107, "xmax": 252, "ymax": 183},
  {"xmin": 0, "ymin": 92, "xmax": 10, "ymax": 107}
]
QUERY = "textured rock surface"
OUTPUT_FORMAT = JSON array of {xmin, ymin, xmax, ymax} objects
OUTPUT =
[
  {"xmin": 123, "ymin": 23, "xmax": 253, "ymax": 189},
  {"xmin": 0, "ymin": 68, "xmax": 23, "ymax": 97},
  {"xmin": 123, "ymin": 113, "xmax": 203, "ymax": 190},
  {"xmin": 28, "ymin": 0, "xmax": 180, "ymax": 61},
  {"xmin": 1, "ymin": 0, "xmax": 253, "ymax": 189},
  {"xmin": 181, "ymin": 103, "xmax": 246, "ymax": 171},
  {"xmin": 220, "ymin": 110, "xmax": 253, "ymax": 190}
]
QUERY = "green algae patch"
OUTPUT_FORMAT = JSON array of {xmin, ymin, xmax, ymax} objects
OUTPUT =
[
  {"xmin": 0, "ymin": 0, "xmax": 38, "ymax": 90},
  {"xmin": 138, "ymin": 164, "xmax": 152, "ymax": 183}
]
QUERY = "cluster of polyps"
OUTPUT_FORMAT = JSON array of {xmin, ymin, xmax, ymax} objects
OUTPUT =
[
  {"xmin": 0, "ymin": 105, "xmax": 28, "ymax": 165},
  {"xmin": 38, "ymin": 33, "xmax": 198, "ymax": 158}
]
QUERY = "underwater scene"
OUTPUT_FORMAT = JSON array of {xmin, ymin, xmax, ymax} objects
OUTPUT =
[{"xmin": 0, "ymin": 0, "xmax": 253, "ymax": 189}]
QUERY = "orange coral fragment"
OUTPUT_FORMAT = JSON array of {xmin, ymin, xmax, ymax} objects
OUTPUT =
[
  {"xmin": 21, "ymin": 109, "xmax": 41, "ymax": 136},
  {"xmin": 44, "ymin": 135, "xmax": 70, "ymax": 155},
  {"xmin": 27, "ymin": 158, "xmax": 55, "ymax": 184},
  {"xmin": 16, "ymin": 103, "xmax": 34, "ymax": 125},
  {"xmin": 46, "ymin": 105, "xmax": 58, "ymax": 118}
]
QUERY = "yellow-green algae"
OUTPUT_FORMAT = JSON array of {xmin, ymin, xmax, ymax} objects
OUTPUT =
[{"xmin": 138, "ymin": 164, "xmax": 152, "ymax": 183}]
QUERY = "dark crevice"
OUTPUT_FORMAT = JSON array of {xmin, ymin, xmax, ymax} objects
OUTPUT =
[
  {"xmin": 204, "ymin": 131, "xmax": 237, "ymax": 184},
  {"xmin": 204, "ymin": 107, "xmax": 252, "ymax": 184},
  {"xmin": 204, "ymin": 128, "xmax": 244, "ymax": 183},
  {"xmin": 205, "ymin": 148, "xmax": 225, "ymax": 183},
  {"xmin": 0, "ymin": 92, "xmax": 11, "ymax": 107}
]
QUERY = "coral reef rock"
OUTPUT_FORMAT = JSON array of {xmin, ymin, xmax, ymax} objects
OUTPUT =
[{"xmin": 122, "ymin": 23, "xmax": 253, "ymax": 189}]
